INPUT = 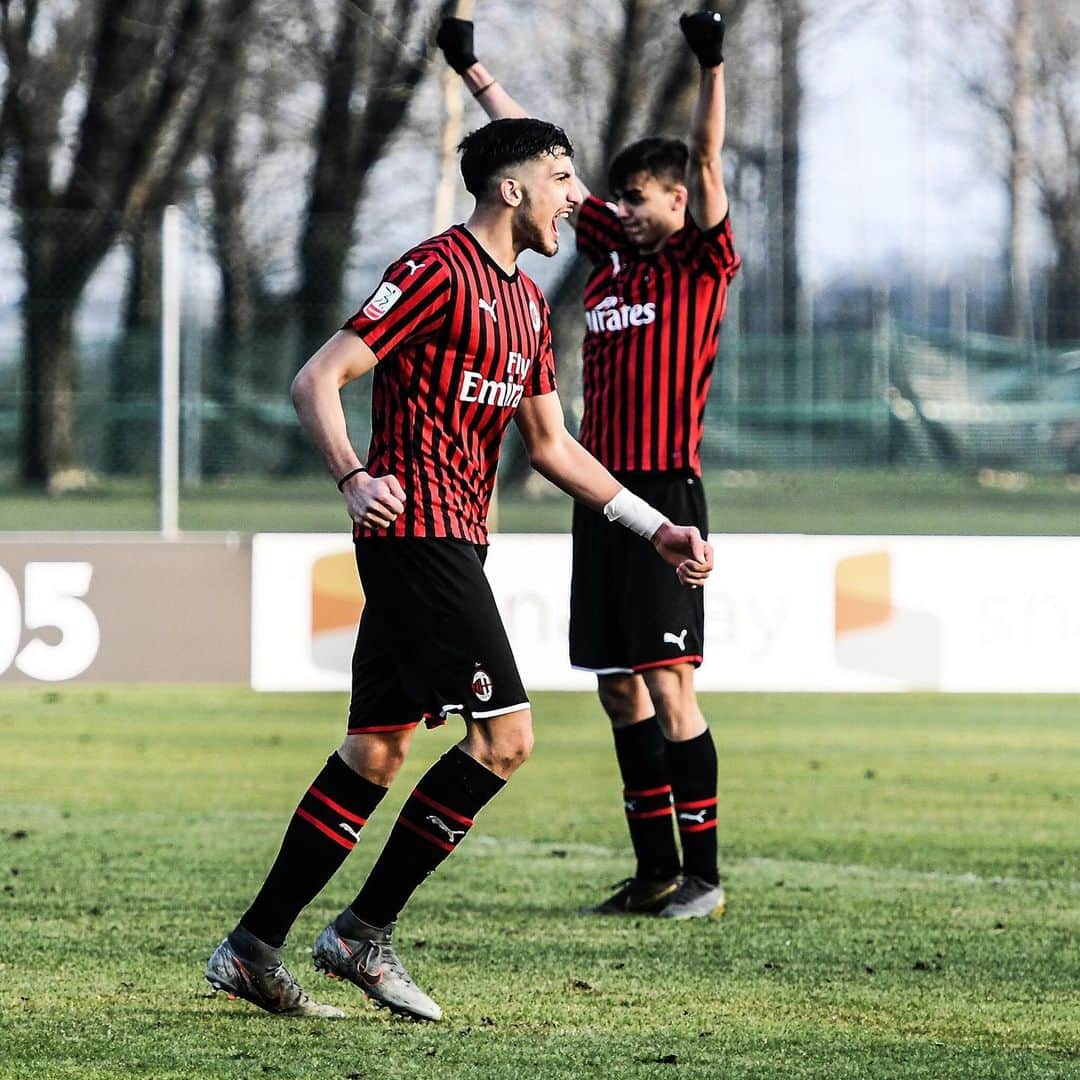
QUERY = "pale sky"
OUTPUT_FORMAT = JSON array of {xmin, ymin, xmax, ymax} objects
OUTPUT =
[{"xmin": 801, "ymin": 2, "xmax": 1010, "ymax": 279}]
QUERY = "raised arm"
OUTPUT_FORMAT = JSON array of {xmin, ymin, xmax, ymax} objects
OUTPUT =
[
  {"xmin": 514, "ymin": 392, "xmax": 713, "ymax": 587},
  {"xmin": 437, "ymin": 17, "xmax": 592, "ymax": 212},
  {"xmin": 680, "ymin": 11, "xmax": 729, "ymax": 229}
]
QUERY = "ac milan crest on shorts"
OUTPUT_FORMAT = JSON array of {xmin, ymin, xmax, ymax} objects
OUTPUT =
[
  {"xmin": 570, "ymin": 470, "xmax": 707, "ymax": 674},
  {"xmin": 347, "ymin": 538, "xmax": 529, "ymax": 732}
]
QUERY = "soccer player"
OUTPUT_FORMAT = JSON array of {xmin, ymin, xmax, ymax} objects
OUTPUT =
[
  {"xmin": 205, "ymin": 118, "xmax": 714, "ymax": 1022},
  {"xmin": 438, "ymin": 12, "xmax": 739, "ymax": 920}
]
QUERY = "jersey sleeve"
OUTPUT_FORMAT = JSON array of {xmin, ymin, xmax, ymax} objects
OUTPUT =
[
  {"xmin": 672, "ymin": 213, "xmax": 741, "ymax": 280},
  {"xmin": 524, "ymin": 295, "xmax": 558, "ymax": 397},
  {"xmin": 574, "ymin": 195, "xmax": 626, "ymax": 266},
  {"xmin": 342, "ymin": 250, "xmax": 451, "ymax": 361}
]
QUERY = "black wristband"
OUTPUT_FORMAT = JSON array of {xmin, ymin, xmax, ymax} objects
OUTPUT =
[
  {"xmin": 472, "ymin": 81, "xmax": 495, "ymax": 98},
  {"xmin": 336, "ymin": 465, "xmax": 366, "ymax": 492}
]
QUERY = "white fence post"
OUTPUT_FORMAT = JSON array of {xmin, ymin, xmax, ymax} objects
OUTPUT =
[{"xmin": 160, "ymin": 205, "xmax": 181, "ymax": 538}]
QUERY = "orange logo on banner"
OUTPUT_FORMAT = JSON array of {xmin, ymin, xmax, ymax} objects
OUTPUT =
[
  {"xmin": 834, "ymin": 550, "xmax": 941, "ymax": 687},
  {"xmin": 311, "ymin": 553, "xmax": 364, "ymax": 637},
  {"xmin": 835, "ymin": 552, "xmax": 892, "ymax": 635}
]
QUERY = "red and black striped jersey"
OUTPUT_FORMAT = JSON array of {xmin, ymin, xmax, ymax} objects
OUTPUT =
[
  {"xmin": 574, "ymin": 194, "xmax": 740, "ymax": 474},
  {"xmin": 344, "ymin": 225, "xmax": 557, "ymax": 543}
]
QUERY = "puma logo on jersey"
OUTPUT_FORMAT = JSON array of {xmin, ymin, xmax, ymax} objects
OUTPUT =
[
  {"xmin": 623, "ymin": 799, "xmax": 637, "ymax": 812},
  {"xmin": 479, "ymin": 297, "xmax": 498, "ymax": 322},
  {"xmin": 677, "ymin": 808, "xmax": 709, "ymax": 824},
  {"xmin": 338, "ymin": 822, "xmax": 362, "ymax": 843},
  {"xmin": 426, "ymin": 815, "xmax": 466, "ymax": 844},
  {"xmin": 609, "ymin": 250, "xmax": 622, "ymax": 275},
  {"xmin": 404, "ymin": 259, "xmax": 426, "ymax": 275},
  {"xmin": 663, "ymin": 629, "xmax": 688, "ymax": 650},
  {"xmin": 585, "ymin": 299, "xmax": 656, "ymax": 333}
]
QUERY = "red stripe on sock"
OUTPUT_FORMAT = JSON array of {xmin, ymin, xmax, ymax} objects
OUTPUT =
[
  {"xmin": 396, "ymin": 814, "xmax": 455, "ymax": 853},
  {"xmin": 624, "ymin": 784, "xmax": 672, "ymax": 799},
  {"xmin": 296, "ymin": 807, "xmax": 355, "ymax": 850},
  {"xmin": 627, "ymin": 806, "xmax": 675, "ymax": 820},
  {"xmin": 307, "ymin": 785, "xmax": 368, "ymax": 825},
  {"xmin": 678, "ymin": 819, "xmax": 718, "ymax": 834},
  {"xmin": 674, "ymin": 797, "xmax": 717, "ymax": 811},
  {"xmin": 411, "ymin": 789, "xmax": 475, "ymax": 827}
]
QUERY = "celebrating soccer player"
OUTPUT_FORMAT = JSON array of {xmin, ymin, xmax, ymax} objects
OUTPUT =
[
  {"xmin": 438, "ymin": 11, "xmax": 739, "ymax": 920},
  {"xmin": 205, "ymin": 118, "xmax": 714, "ymax": 1021}
]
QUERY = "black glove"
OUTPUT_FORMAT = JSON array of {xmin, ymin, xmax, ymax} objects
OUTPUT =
[
  {"xmin": 436, "ymin": 17, "xmax": 478, "ymax": 73},
  {"xmin": 680, "ymin": 10, "xmax": 725, "ymax": 67}
]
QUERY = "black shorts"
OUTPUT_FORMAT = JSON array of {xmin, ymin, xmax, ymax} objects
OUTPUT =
[
  {"xmin": 347, "ymin": 538, "xmax": 529, "ymax": 733},
  {"xmin": 569, "ymin": 470, "xmax": 707, "ymax": 674}
]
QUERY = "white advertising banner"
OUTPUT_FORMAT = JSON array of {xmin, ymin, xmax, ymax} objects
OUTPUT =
[{"xmin": 251, "ymin": 533, "xmax": 1080, "ymax": 693}]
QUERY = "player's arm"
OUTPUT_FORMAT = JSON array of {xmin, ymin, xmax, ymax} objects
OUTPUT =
[
  {"xmin": 437, "ymin": 17, "xmax": 592, "ymax": 214},
  {"xmin": 290, "ymin": 332, "xmax": 405, "ymax": 529},
  {"xmin": 680, "ymin": 11, "xmax": 729, "ymax": 229},
  {"xmin": 514, "ymin": 392, "xmax": 713, "ymax": 586}
]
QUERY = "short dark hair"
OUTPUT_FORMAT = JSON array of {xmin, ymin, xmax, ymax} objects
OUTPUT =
[
  {"xmin": 608, "ymin": 137, "xmax": 689, "ymax": 195},
  {"xmin": 458, "ymin": 118, "xmax": 574, "ymax": 200}
]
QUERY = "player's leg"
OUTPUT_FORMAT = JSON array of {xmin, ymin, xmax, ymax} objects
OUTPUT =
[
  {"xmin": 206, "ymin": 554, "xmax": 417, "ymax": 1017},
  {"xmin": 314, "ymin": 538, "xmax": 529, "ymax": 1020},
  {"xmin": 204, "ymin": 728, "xmax": 413, "ymax": 1018},
  {"xmin": 571, "ymin": 492, "xmax": 682, "ymax": 914},
  {"xmin": 583, "ymin": 673, "xmax": 682, "ymax": 914},
  {"xmin": 642, "ymin": 663, "xmax": 724, "ymax": 919},
  {"xmin": 314, "ymin": 715, "xmax": 530, "ymax": 1022}
]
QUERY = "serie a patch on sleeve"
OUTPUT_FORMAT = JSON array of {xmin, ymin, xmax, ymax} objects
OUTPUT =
[{"xmin": 362, "ymin": 281, "xmax": 402, "ymax": 320}]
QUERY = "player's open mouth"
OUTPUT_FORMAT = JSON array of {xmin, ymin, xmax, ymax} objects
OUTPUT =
[{"xmin": 553, "ymin": 209, "xmax": 571, "ymax": 238}]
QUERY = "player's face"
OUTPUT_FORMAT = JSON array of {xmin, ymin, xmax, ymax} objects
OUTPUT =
[
  {"xmin": 513, "ymin": 150, "xmax": 579, "ymax": 257},
  {"xmin": 613, "ymin": 171, "xmax": 687, "ymax": 252}
]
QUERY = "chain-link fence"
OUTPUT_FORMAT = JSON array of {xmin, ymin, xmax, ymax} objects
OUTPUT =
[{"xmin": 2, "ymin": 210, "xmax": 1079, "ymax": 486}]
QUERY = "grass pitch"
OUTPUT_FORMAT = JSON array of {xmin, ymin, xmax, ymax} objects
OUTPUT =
[{"xmin": 0, "ymin": 688, "xmax": 1077, "ymax": 1079}]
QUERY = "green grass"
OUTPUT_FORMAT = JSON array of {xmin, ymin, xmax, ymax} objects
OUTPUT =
[
  {"xmin": 3, "ymin": 469, "xmax": 1080, "ymax": 534},
  {"xmin": 1, "ymin": 689, "xmax": 1078, "ymax": 1078}
]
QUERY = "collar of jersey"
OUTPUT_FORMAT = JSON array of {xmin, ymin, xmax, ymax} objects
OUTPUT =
[{"xmin": 457, "ymin": 224, "xmax": 519, "ymax": 283}]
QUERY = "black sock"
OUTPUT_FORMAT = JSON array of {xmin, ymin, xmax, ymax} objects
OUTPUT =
[
  {"xmin": 240, "ymin": 752, "xmax": 387, "ymax": 948},
  {"xmin": 350, "ymin": 747, "xmax": 505, "ymax": 928},
  {"xmin": 613, "ymin": 717, "xmax": 681, "ymax": 883},
  {"xmin": 667, "ymin": 728, "xmax": 719, "ymax": 885}
]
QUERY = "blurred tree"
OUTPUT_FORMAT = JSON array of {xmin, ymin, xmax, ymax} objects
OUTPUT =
[
  {"xmin": 1030, "ymin": 2, "xmax": 1080, "ymax": 342},
  {"xmin": 776, "ymin": 0, "xmax": 804, "ymax": 339},
  {"xmin": 0, "ymin": 0, "xmax": 254, "ymax": 489},
  {"xmin": 942, "ymin": 0, "xmax": 1035, "ymax": 341},
  {"xmin": 107, "ymin": 0, "xmax": 264, "ymax": 478},
  {"xmin": 941, "ymin": 0, "xmax": 1079, "ymax": 343}
]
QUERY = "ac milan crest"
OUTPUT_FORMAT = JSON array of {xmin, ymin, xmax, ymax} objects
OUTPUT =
[{"xmin": 471, "ymin": 668, "xmax": 493, "ymax": 703}]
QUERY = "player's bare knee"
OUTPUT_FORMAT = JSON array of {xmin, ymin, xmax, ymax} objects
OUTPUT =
[
  {"xmin": 337, "ymin": 730, "xmax": 411, "ymax": 786},
  {"xmin": 597, "ymin": 675, "xmax": 648, "ymax": 726},
  {"xmin": 493, "ymin": 719, "xmax": 534, "ymax": 774},
  {"xmin": 465, "ymin": 710, "xmax": 533, "ymax": 777}
]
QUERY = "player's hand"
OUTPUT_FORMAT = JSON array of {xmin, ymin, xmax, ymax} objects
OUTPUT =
[
  {"xmin": 436, "ymin": 17, "xmax": 478, "ymax": 73},
  {"xmin": 652, "ymin": 522, "xmax": 714, "ymax": 588},
  {"xmin": 680, "ymin": 10, "xmax": 725, "ymax": 67},
  {"xmin": 341, "ymin": 471, "xmax": 406, "ymax": 529}
]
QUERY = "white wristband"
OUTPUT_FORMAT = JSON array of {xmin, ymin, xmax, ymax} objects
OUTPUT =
[{"xmin": 602, "ymin": 488, "xmax": 668, "ymax": 540}]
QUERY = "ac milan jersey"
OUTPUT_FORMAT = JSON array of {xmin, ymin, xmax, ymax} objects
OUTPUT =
[
  {"xmin": 344, "ymin": 225, "xmax": 557, "ymax": 543},
  {"xmin": 574, "ymin": 195, "xmax": 740, "ymax": 474}
]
